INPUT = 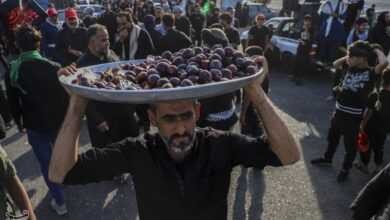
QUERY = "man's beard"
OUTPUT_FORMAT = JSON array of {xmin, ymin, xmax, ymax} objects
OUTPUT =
[
  {"xmin": 96, "ymin": 47, "xmax": 110, "ymax": 57},
  {"xmin": 66, "ymin": 20, "xmax": 78, "ymax": 29},
  {"xmin": 160, "ymin": 130, "xmax": 196, "ymax": 153}
]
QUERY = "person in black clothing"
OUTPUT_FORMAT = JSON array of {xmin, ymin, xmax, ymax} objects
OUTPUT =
[
  {"xmin": 5, "ymin": 25, "xmax": 70, "ymax": 215},
  {"xmin": 197, "ymin": 28, "xmax": 237, "ymax": 131},
  {"xmin": 206, "ymin": 7, "xmax": 220, "ymax": 28},
  {"xmin": 157, "ymin": 13, "xmax": 192, "ymax": 54},
  {"xmin": 143, "ymin": 14, "xmax": 163, "ymax": 55},
  {"xmin": 48, "ymin": 57, "xmax": 301, "ymax": 220},
  {"xmin": 0, "ymin": 83, "xmax": 12, "ymax": 129},
  {"xmin": 240, "ymin": 46, "xmax": 270, "ymax": 138},
  {"xmin": 355, "ymin": 68, "xmax": 390, "ymax": 174},
  {"xmin": 154, "ymin": 5, "xmax": 163, "ymax": 25},
  {"xmin": 98, "ymin": 1, "xmax": 118, "ymax": 48},
  {"xmin": 173, "ymin": 6, "xmax": 191, "ymax": 38},
  {"xmin": 56, "ymin": 8, "xmax": 88, "ymax": 66},
  {"xmin": 246, "ymin": 14, "xmax": 269, "ymax": 51},
  {"xmin": 368, "ymin": 11, "xmax": 390, "ymax": 56},
  {"xmin": 226, "ymin": 7, "xmax": 239, "ymax": 29},
  {"xmin": 219, "ymin": 13, "xmax": 240, "ymax": 50},
  {"xmin": 189, "ymin": 4, "xmax": 205, "ymax": 47},
  {"xmin": 350, "ymin": 163, "xmax": 390, "ymax": 220},
  {"xmin": 289, "ymin": 15, "xmax": 315, "ymax": 84},
  {"xmin": 83, "ymin": 7, "xmax": 98, "ymax": 28},
  {"xmin": 235, "ymin": 1, "xmax": 242, "ymax": 27},
  {"xmin": 140, "ymin": 0, "xmax": 155, "ymax": 21},
  {"xmin": 344, "ymin": 0, "xmax": 365, "ymax": 33},
  {"xmin": 113, "ymin": 11, "xmax": 154, "ymax": 60},
  {"xmin": 240, "ymin": 2, "xmax": 249, "ymax": 27},
  {"xmin": 311, "ymin": 41, "xmax": 389, "ymax": 183},
  {"xmin": 76, "ymin": 24, "xmax": 139, "ymax": 149}
]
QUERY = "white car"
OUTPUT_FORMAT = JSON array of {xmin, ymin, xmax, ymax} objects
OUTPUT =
[{"xmin": 241, "ymin": 17, "xmax": 317, "ymax": 72}]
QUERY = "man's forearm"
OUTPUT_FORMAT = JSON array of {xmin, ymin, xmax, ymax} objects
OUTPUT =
[
  {"xmin": 49, "ymin": 96, "xmax": 87, "ymax": 184},
  {"xmin": 333, "ymin": 56, "xmax": 347, "ymax": 70},
  {"xmin": 247, "ymin": 84, "xmax": 301, "ymax": 165},
  {"xmin": 5, "ymin": 176, "xmax": 36, "ymax": 220}
]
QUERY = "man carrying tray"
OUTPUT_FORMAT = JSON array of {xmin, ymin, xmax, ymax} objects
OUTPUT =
[{"xmin": 49, "ymin": 57, "xmax": 301, "ymax": 219}]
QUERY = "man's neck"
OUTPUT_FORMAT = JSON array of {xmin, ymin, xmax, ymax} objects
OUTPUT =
[{"xmin": 256, "ymin": 24, "xmax": 263, "ymax": 28}]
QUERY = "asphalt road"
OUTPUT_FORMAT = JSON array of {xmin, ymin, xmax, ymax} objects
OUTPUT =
[{"xmin": 1, "ymin": 67, "xmax": 389, "ymax": 220}]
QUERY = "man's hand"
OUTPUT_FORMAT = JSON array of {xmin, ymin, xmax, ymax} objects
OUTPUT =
[
  {"xmin": 330, "ymin": 13, "xmax": 339, "ymax": 18},
  {"xmin": 118, "ymin": 29, "xmax": 129, "ymax": 43},
  {"xmin": 57, "ymin": 63, "xmax": 77, "ymax": 77},
  {"xmin": 97, "ymin": 121, "xmax": 109, "ymax": 132}
]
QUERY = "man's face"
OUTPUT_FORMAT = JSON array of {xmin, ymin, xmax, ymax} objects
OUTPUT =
[
  {"xmin": 155, "ymin": 8, "xmax": 161, "ymax": 17},
  {"xmin": 117, "ymin": 16, "xmax": 131, "ymax": 30},
  {"xmin": 303, "ymin": 20, "xmax": 311, "ymax": 27},
  {"xmin": 194, "ymin": 6, "xmax": 200, "ymax": 14},
  {"xmin": 227, "ymin": 9, "xmax": 233, "ymax": 16},
  {"xmin": 356, "ymin": 22, "xmax": 369, "ymax": 33},
  {"xmin": 174, "ymin": 12, "xmax": 181, "ymax": 18},
  {"xmin": 346, "ymin": 54, "xmax": 365, "ymax": 67},
  {"xmin": 103, "ymin": 2, "xmax": 110, "ymax": 11},
  {"xmin": 66, "ymin": 18, "xmax": 78, "ymax": 29},
  {"xmin": 92, "ymin": 29, "xmax": 110, "ymax": 57},
  {"xmin": 49, "ymin": 14, "xmax": 58, "ymax": 23},
  {"xmin": 256, "ymin": 17, "xmax": 265, "ymax": 26},
  {"xmin": 148, "ymin": 100, "xmax": 200, "ymax": 153}
]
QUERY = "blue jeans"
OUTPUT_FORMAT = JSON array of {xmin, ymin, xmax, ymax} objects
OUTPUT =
[{"xmin": 26, "ymin": 129, "xmax": 65, "ymax": 205}]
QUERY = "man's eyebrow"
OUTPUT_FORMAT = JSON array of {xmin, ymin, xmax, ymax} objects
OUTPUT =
[{"xmin": 161, "ymin": 111, "xmax": 194, "ymax": 119}]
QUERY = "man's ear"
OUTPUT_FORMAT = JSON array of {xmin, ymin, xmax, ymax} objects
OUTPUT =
[
  {"xmin": 148, "ymin": 109, "xmax": 158, "ymax": 127},
  {"xmin": 195, "ymin": 102, "xmax": 201, "ymax": 122}
]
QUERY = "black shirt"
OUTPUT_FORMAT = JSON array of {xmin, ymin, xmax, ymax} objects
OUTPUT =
[
  {"xmin": 366, "ymin": 90, "xmax": 390, "ymax": 129},
  {"xmin": 76, "ymin": 50, "xmax": 139, "ymax": 147},
  {"xmin": 4, "ymin": 60, "xmax": 69, "ymax": 133},
  {"xmin": 224, "ymin": 27, "xmax": 240, "ymax": 48},
  {"xmin": 336, "ymin": 67, "xmax": 378, "ymax": 118},
  {"xmin": 56, "ymin": 26, "xmax": 88, "ymax": 66},
  {"xmin": 175, "ymin": 16, "xmax": 191, "ymax": 37},
  {"xmin": 189, "ymin": 13, "xmax": 205, "ymax": 35},
  {"xmin": 63, "ymin": 128, "xmax": 282, "ymax": 220},
  {"xmin": 157, "ymin": 29, "xmax": 193, "ymax": 54},
  {"xmin": 248, "ymin": 25, "xmax": 269, "ymax": 49}
]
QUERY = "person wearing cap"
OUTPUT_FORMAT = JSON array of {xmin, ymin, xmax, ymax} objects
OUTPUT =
[
  {"xmin": 173, "ymin": 6, "xmax": 191, "ymax": 37},
  {"xmin": 48, "ymin": 36, "xmax": 301, "ymax": 220},
  {"xmin": 56, "ymin": 7, "xmax": 87, "ymax": 66},
  {"xmin": 206, "ymin": 7, "xmax": 220, "ymax": 28},
  {"xmin": 189, "ymin": 4, "xmax": 205, "ymax": 46},
  {"xmin": 157, "ymin": 13, "xmax": 192, "ymax": 54},
  {"xmin": 98, "ymin": 1, "xmax": 118, "ymax": 48},
  {"xmin": 83, "ymin": 7, "xmax": 98, "ymax": 28},
  {"xmin": 246, "ymin": 14, "xmax": 269, "ymax": 52},
  {"xmin": 40, "ymin": 8, "xmax": 63, "ymax": 63},
  {"xmin": 219, "ymin": 13, "xmax": 240, "ymax": 50},
  {"xmin": 113, "ymin": 11, "xmax": 154, "ymax": 60}
]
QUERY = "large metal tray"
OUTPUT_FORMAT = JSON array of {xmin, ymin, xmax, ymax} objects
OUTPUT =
[{"xmin": 59, "ymin": 60, "xmax": 263, "ymax": 104}]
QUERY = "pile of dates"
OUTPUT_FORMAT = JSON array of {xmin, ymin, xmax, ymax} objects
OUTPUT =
[{"xmin": 72, "ymin": 46, "xmax": 259, "ymax": 90}]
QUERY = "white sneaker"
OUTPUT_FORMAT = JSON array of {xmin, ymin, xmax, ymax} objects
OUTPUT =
[{"xmin": 51, "ymin": 199, "xmax": 68, "ymax": 215}]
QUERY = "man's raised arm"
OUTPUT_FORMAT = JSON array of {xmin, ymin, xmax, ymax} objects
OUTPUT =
[
  {"xmin": 244, "ymin": 57, "xmax": 301, "ymax": 165},
  {"xmin": 49, "ymin": 95, "xmax": 88, "ymax": 184}
]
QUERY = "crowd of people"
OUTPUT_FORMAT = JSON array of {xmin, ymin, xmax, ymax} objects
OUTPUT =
[{"xmin": 0, "ymin": 0, "xmax": 389, "ymax": 219}]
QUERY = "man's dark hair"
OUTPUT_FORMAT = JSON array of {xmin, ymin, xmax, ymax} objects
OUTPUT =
[
  {"xmin": 355, "ymin": 17, "xmax": 368, "ymax": 25},
  {"xmin": 348, "ymin": 41, "xmax": 375, "ymax": 61},
  {"xmin": 117, "ymin": 11, "xmax": 133, "ymax": 22},
  {"xmin": 86, "ymin": 24, "xmax": 107, "ymax": 43},
  {"xmin": 209, "ymin": 23, "xmax": 224, "ymax": 30},
  {"xmin": 219, "ymin": 13, "xmax": 233, "ymax": 25},
  {"xmin": 15, "ymin": 24, "xmax": 41, "ymax": 52},
  {"xmin": 245, "ymin": 46, "xmax": 264, "ymax": 56},
  {"xmin": 162, "ymin": 13, "xmax": 175, "ymax": 28},
  {"xmin": 383, "ymin": 67, "xmax": 390, "ymax": 86}
]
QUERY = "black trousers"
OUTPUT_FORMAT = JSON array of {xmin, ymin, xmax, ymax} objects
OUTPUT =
[
  {"xmin": 0, "ymin": 83, "xmax": 12, "ymax": 124},
  {"xmin": 360, "ymin": 122, "xmax": 390, "ymax": 166},
  {"xmin": 324, "ymin": 112, "xmax": 361, "ymax": 171},
  {"xmin": 240, "ymin": 108, "xmax": 264, "ymax": 138},
  {"xmin": 292, "ymin": 47, "xmax": 310, "ymax": 79}
]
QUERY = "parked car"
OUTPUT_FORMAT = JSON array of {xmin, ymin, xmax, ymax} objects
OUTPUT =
[
  {"xmin": 243, "ymin": 2, "xmax": 278, "ymax": 25},
  {"xmin": 241, "ymin": 17, "xmax": 317, "ymax": 73},
  {"xmin": 77, "ymin": 4, "xmax": 105, "ymax": 18}
]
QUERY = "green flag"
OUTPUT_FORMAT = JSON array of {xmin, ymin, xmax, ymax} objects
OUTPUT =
[{"xmin": 201, "ymin": 0, "xmax": 210, "ymax": 16}]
